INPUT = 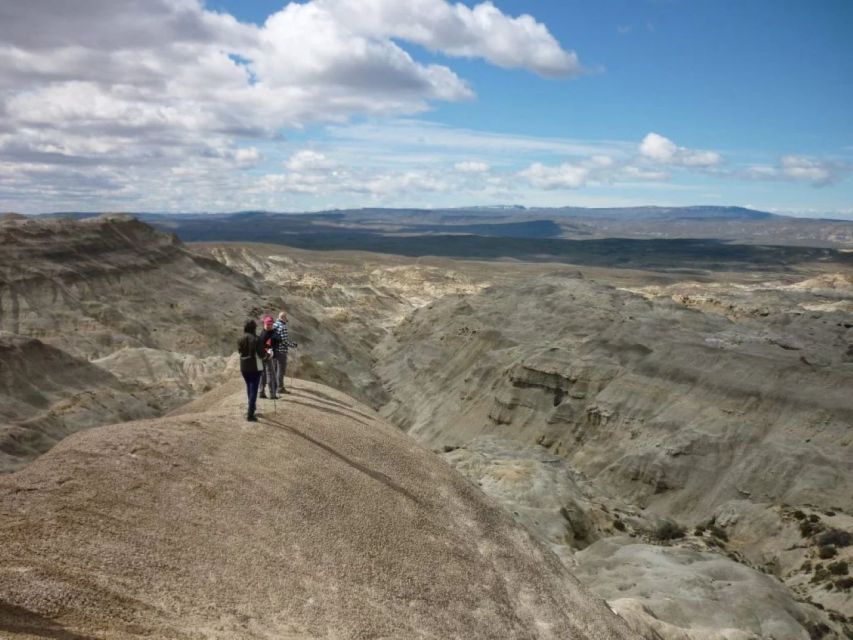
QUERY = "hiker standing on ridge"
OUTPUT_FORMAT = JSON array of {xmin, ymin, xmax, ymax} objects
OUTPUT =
[
  {"xmin": 258, "ymin": 315, "xmax": 280, "ymax": 400},
  {"xmin": 237, "ymin": 318, "xmax": 265, "ymax": 422},
  {"xmin": 272, "ymin": 310, "xmax": 297, "ymax": 394}
]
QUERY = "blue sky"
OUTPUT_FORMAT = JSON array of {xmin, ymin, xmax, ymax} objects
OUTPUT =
[{"xmin": 1, "ymin": 0, "xmax": 851, "ymax": 216}]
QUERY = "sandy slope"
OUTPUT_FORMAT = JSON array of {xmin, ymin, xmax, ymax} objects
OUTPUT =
[{"xmin": 0, "ymin": 379, "xmax": 638, "ymax": 640}]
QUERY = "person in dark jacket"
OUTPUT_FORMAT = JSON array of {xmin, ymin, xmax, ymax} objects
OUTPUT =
[
  {"xmin": 237, "ymin": 318, "xmax": 265, "ymax": 422},
  {"xmin": 258, "ymin": 315, "xmax": 280, "ymax": 400}
]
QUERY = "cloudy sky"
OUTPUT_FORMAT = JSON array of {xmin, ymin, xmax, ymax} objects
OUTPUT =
[{"xmin": 1, "ymin": 0, "xmax": 851, "ymax": 216}]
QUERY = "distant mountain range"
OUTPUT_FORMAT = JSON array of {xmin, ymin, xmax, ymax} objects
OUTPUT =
[
  {"xmin": 27, "ymin": 203, "xmax": 848, "ymax": 223},
  {"xmin": 23, "ymin": 205, "xmax": 849, "ymax": 250}
]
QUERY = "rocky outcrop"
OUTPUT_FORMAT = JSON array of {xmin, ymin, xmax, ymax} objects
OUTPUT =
[
  {"xmin": 0, "ymin": 218, "xmax": 396, "ymax": 470},
  {"xmin": 0, "ymin": 334, "xmax": 160, "ymax": 472},
  {"xmin": 574, "ymin": 538, "xmax": 836, "ymax": 640},
  {"xmin": 440, "ymin": 438, "xmax": 848, "ymax": 639},
  {"xmin": 0, "ymin": 216, "xmax": 274, "ymax": 470},
  {"xmin": 195, "ymin": 243, "xmax": 490, "ymax": 409},
  {"xmin": 376, "ymin": 274, "xmax": 853, "ymax": 520},
  {"xmin": 375, "ymin": 271, "xmax": 853, "ymax": 634},
  {"xmin": 0, "ymin": 380, "xmax": 638, "ymax": 640},
  {"xmin": 0, "ymin": 215, "xmax": 259, "ymax": 361}
]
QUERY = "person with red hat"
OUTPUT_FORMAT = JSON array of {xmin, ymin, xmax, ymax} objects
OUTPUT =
[{"xmin": 258, "ymin": 315, "xmax": 280, "ymax": 400}]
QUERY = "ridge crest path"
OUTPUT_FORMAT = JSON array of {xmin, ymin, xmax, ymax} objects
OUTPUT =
[{"xmin": 0, "ymin": 379, "xmax": 639, "ymax": 640}]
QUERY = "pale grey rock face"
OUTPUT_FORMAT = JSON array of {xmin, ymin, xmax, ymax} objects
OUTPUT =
[
  {"xmin": 574, "ymin": 538, "xmax": 832, "ymax": 640},
  {"xmin": 376, "ymin": 273, "xmax": 853, "ymax": 522},
  {"xmin": 0, "ymin": 334, "xmax": 163, "ymax": 472},
  {"xmin": 93, "ymin": 346, "xmax": 236, "ymax": 404},
  {"xmin": 0, "ymin": 216, "xmax": 265, "ymax": 470},
  {"xmin": 440, "ymin": 438, "xmax": 848, "ymax": 639},
  {"xmin": 709, "ymin": 500, "xmax": 853, "ymax": 619},
  {"xmin": 441, "ymin": 436, "xmax": 655, "ymax": 553}
]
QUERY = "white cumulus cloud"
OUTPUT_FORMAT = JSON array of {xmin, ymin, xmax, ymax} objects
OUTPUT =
[
  {"xmin": 454, "ymin": 161, "xmax": 491, "ymax": 173},
  {"xmin": 780, "ymin": 155, "xmax": 837, "ymax": 186},
  {"xmin": 520, "ymin": 162, "xmax": 590, "ymax": 189},
  {"xmin": 285, "ymin": 150, "xmax": 338, "ymax": 172},
  {"xmin": 310, "ymin": 0, "xmax": 584, "ymax": 77},
  {"xmin": 0, "ymin": 0, "xmax": 581, "ymax": 210},
  {"xmin": 639, "ymin": 133, "xmax": 721, "ymax": 167},
  {"xmin": 738, "ymin": 155, "xmax": 847, "ymax": 188}
]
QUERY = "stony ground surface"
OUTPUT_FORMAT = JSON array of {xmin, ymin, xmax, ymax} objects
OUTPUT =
[{"xmin": 0, "ymin": 379, "xmax": 638, "ymax": 640}]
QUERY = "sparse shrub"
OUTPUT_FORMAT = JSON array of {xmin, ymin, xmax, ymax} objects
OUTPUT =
[
  {"xmin": 816, "ymin": 528, "xmax": 852, "ymax": 548},
  {"xmin": 653, "ymin": 521, "xmax": 686, "ymax": 541},
  {"xmin": 811, "ymin": 567, "xmax": 830, "ymax": 583},
  {"xmin": 792, "ymin": 510, "xmax": 807, "ymax": 520},
  {"xmin": 835, "ymin": 577, "xmax": 853, "ymax": 590},
  {"xmin": 613, "ymin": 519, "xmax": 626, "ymax": 532},
  {"xmin": 828, "ymin": 561, "xmax": 849, "ymax": 576},
  {"xmin": 800, "ymin": 520, "xmax": 823, "ymax": 538},
  {"xmin": 709, "ymin": 524, "xmax": 729, "ymax": 541},
  {"xmin": 706, "ymin": 537, "xmax": 725, "ymax": 548},
  {"xmin": 694, "ymin": 525, "xmax": 706, "ymax": 536},
  {"xmin": 801, "ymin": 560, "xmax": 813, "ymax": 572},
  {"xmin": 817, "ymin": 545, "xmax": 838, "ymax": 560},
  {"xmin": 808, "ymin": 514, "xmax": 821, "ymax": 523},
  {"xmin": 824, "ymin": 510, "xmax": 836, "ymax": 517},
  {"xmin": 805, "ymin": 621, "xmax": 830, "ymax": 639}
]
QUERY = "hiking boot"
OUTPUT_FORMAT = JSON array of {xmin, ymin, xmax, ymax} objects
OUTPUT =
[
  {"xmin": 247, "ymin": 414, "xmax": 258, "ymax": 422},
  {"xmin": 269, "ymin": 394, "xmax": 278, "ymax": 400},
  {"xmin": 259, "ymin": 391, "xmax": 267, "ymax": 399}
]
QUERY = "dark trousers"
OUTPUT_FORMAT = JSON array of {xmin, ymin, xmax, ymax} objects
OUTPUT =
[
  {"xmin": 275, "ymin": 352, "xmax": 288, "ymax": 389},
  {"xmin": 242, "ymin": 370, "xmax": 262, "ymax": 416},
  {"xmin": 260, "ymin": 357, "xmax": 278, "ymax": 397}
]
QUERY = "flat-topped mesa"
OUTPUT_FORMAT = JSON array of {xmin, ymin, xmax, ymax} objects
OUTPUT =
[
  {"xmin": 0, "ymin": 380, "xmax": 639, "ymax": 640},
  {"xmin": 0, "ymin": 215, "xmax": 181, "ymax": 285},
  {"xmin": 0, "ymin": 215, "xmax": 257, "ymax": 360}
]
